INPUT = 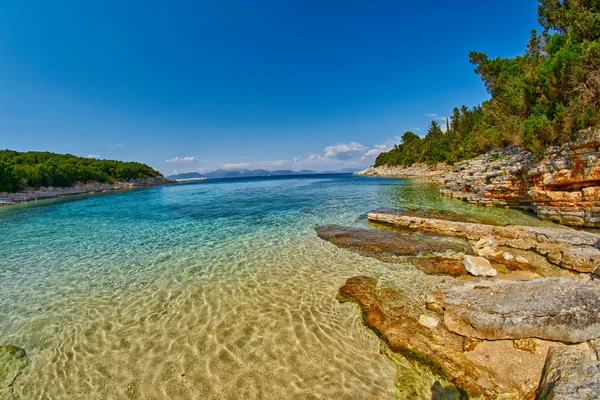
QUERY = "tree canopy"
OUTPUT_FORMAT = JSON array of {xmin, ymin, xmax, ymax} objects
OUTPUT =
[
  {"xmin": 375, "ymin": 0, "xmax": 600, "ymax": 168},
  {"xmin": 0, "ymin": 150, "xmax": 162, "ymax": 193}
]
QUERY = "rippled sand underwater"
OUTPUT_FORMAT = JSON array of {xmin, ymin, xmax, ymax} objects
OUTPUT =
[{"xmin": 0, "ymin": 176, "xmax": 552, "ymax": 399}]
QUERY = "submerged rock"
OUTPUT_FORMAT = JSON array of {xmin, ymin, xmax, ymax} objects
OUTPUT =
[
  {"xmin": 315, "ymin": 225, "xmax": 470, "ymax": 261},
  {"xmin": 536, "ymin": 344, "xmax": 600, "ymax": 399},
  {"xmin": 0, "ymin": 345, "xmax": 27, "ymax": 395},
  {"xmin": 411, "ymin": 257, "xmax": 467, "ymax": 276},
  {"xmin": 428, "ymin": 278, "xmax": 600, "ymax": 343}
]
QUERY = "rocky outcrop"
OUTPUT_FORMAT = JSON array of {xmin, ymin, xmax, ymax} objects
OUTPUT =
[
  {"xmin": 0, "ymin": 345, "xmax": 27, "ymax": 399},
  {"xmin": 338, "ymin": 276, "xmax": 548, "ymax": 399},
  {"xmin": 354, "ymin": 163, "xmax": 450, "ymax": 183},
  {"xmin": 536, "ymin": 344, "xmax": 600, "ymax": 399},
  {"xmin": 315, "ymin": 225, "xmax": 471, "ymax": 262},
  {"xmin": 427, "ymin": 278, "xmax": 600, "ymax": 343},
  {"xmin": 368, "ymin": 212, "xmax": 600, "ymax": 274},
  {"xmin": 0, "ymin": 176, "xmax": 173, "ymax": 205},
  {"xmin": 440, "ymin": 127, "xmax": 600, "ymax": 228}
]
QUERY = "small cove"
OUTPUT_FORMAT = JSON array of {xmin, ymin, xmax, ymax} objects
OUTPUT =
[{"xmin": 0, "ymin": 175, "xmax": 555, "ymax": 399}]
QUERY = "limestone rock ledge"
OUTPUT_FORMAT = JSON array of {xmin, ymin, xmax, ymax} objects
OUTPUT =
[
  {"xmin": 368, "ymin": 212, "xmax": 600, "ymax": 274},
  {"xmin": 440, "ymin": 127, "xmax": 600, "ymax": 228},
  {"xmin": 338, "ymin": 276, "xmax": 548, "ymax": 399},
  {"xmin": 354, "ymin": 163, "xmax": 450, "ymax": 183},
  {"xmin": 427, "ymin": 278, "xmax": 600, "ymax": 343}
]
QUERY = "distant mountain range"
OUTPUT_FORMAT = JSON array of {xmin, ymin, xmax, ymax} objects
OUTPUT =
[{"xmin": 168, "ymin": 168, "xmax": 360, "ymax": 180}]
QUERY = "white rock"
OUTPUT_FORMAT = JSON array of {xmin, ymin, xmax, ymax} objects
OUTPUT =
[
  {"xmin": 475, "ymin": 236, "xmax": 498, "ymax": 250},
  {"xmin": 476, "ymin": 246, "xmax": 503, "ymax": 258},
  {"xmin": 418, "ymin": 314, "xmax": 440, "ymax": 329},
  {"xmin": 515, "ymin": 255, "xmax": 530, "ymax": 264},
  {"xmin": 463, "ymin": 255, "xmax": 497, "ymax": 277},
  {"xmin": 503, "ymin": 252, "xmax": 515, "ymax": 261}
]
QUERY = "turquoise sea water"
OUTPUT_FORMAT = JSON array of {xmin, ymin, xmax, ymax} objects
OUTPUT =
[{"xmin": 0, "ymin": 175, "xmax": 551, "ymax": 399}]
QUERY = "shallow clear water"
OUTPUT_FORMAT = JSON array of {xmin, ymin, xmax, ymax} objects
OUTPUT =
[{"xmin": 0, "ymin": 175, "xmax": 551, "ymax": 399}]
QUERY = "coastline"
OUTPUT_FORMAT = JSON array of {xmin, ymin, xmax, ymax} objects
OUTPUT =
[
  {"xmin": 354, "ymin": 163, "xmax": 449, "ymax": 184},
  {"xmin": 318, "ymin": 208, "xmax": 600, "ymax": 398},
  {"xmin": 0, "ymin": 176, "xmax": 174, "ymax": 207},
  {"xmin": 355, "ymin": 128, "xmax": 600, "ymax": 229}
]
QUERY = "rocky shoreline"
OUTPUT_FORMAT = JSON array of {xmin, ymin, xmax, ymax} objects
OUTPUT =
[
  {"xmin": 357, "ymin": 127, "xmax": 600, "ymax": 229},
  {"xmin": 0, "ymin": 176, "xmax": 174, "ymax": 206},
  {"xmin": 317, "ymin": 208, "xmax": 600, "ymax": 399}
]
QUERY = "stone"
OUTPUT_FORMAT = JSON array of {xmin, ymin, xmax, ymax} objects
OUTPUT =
[
  {"xmin": 463, "ymin": 255, "xmax": 497, "ymax": 277},
  {"xmin": 418, "ymin": 314, "xmax": 439, "ymax": 329},
  {"xmin": 536, "ymin": 344, "xmax": 600, "ymax": 399},
  {"xmin": 474, "ymin": 246, "xmax": 503, "ymax": 258},
  {"xmin": 503, "ymin": 251, "xmax": 514, "ymax": 261},
  {"xmin": 0, "ymin": 345, "xmax": 27, "ymax": 393},
  {"xmin": 515, "ymin": 255, "xmax": 529, "ymax": 264},
  {"xmin": 428, "ymin": 278, "xmax": 600, "ymax": 343},
  {"xmin": 474, "ymin": 236, "xmax": 498, "ymax": 250}
]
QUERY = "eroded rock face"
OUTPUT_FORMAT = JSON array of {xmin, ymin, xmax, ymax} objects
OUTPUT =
[
  {"xmin": 338, "ymin": 276, "xmax": 544, "ymax": 399},
  {"xmin": 354, "ymin": 164, "xmax": 450, "ymax": 183},
  {"xmin": 536, "ymin": 344, "xmax": 600, "ymax": 400},
  {"xmin": 428, "ymin": 278, "xmax": 600, "ymax": 343},
  {"xmin": 440, "ymin": 128, "xmax": 600, "ymax": 228}
]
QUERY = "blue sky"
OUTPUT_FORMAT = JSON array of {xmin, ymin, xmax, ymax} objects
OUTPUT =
[{"xmin": 0, "ymin": 0, "xmax": 539, "ymax": 175}]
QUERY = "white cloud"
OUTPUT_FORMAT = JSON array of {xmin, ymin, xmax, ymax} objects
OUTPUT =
[
  {"xmin": 323, "ymin": 142, "xmax": 367, "ymax": 161},
  {"xmin": 293, "ymin": 142, "xmax": 388, "ymax": 167},
  {"xmin": 166, "ymin": 156, "xmax": 204, "ymax": 163},
  {"xmin": 361, "ymin": 144, "xmax": 390, "ymax": 160},
  {"xmin": 425, "ymin": 113, "xmax": 437, "ymax": 117},
  {"xmin": 87, "ymin": 154, "xmax": 100, "ymax": 159},
  {"xmin": 116, "ymin": 143, "xmax": 123, "ymax": 147}
]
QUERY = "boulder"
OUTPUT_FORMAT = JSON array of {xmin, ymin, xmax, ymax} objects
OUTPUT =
[
  {"xmin": 536, "ymin": 344, "xmax": 600, "ymax": 399},
  {"xmin": 463, "ymin": 255, "xmax": 497, "ymax": 277},
  {"xmin": 428, "ymin": 278, "xmax": 600, "ymax": 343}
]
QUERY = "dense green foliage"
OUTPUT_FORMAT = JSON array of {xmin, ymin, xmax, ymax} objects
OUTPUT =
[
  {"xmin": 376, "ymin": 0, "xmax": 600, "ymax": 167},
  {"xmin": 0, "ymin": 150, "xmax": 162, "ymax": 193}
]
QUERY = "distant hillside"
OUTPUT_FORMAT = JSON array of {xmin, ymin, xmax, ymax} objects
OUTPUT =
[
  {"xmin": 0, "ymin": 150, "xmax": 163, "ymax": 193},
  {"xmin": 168, "ymin": 168, "xmax": 359, "ymax": 180}
]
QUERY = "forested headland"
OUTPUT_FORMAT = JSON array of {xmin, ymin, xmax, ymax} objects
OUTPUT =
[
  {"xmin": 0, "ymin": 150, "xmax": 162, "ymax": 193},
  {"xmin": 375, "ymin": 0, "xmax": 600, "ymax": 168}
]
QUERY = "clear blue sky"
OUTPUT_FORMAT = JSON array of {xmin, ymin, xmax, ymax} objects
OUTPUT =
[{"xmin": 0, "ymin": 0, "xmax": 539, "ymax": 175}]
